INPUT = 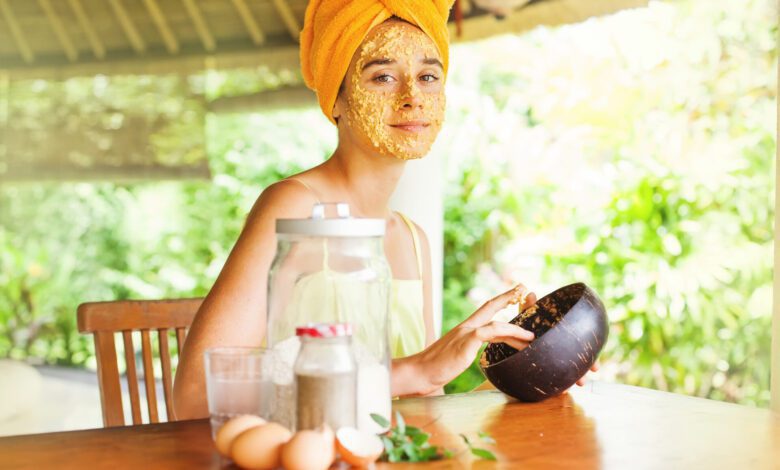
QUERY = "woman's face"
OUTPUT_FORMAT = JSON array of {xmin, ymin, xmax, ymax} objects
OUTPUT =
[{"xmin": 334, "ymin": 20, "xmax": 446, "ymax": 161}]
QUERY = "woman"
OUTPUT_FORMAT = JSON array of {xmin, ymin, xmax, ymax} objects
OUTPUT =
[{"xmin": 173, "ymin": 0, "xmax": 593, "ymax": 419}]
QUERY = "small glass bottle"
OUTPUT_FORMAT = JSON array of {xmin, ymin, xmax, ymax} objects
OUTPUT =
[{"xmin": 294, "ymin": 323, "xmax": 357, "ymax": 432}]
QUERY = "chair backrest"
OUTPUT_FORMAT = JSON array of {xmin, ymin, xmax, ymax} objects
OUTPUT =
[{"xmin": 77, "ymin": 298, "xmax": 203, "ymax": 427}]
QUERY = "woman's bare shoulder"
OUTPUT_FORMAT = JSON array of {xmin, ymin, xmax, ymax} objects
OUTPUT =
[
  {"xmin": 247, "ymin": 178, "xmax": 320, "ymax": 224},
  {"xmin": 396, "ymin": 213, "xmax": 430, "ymax": 245}
]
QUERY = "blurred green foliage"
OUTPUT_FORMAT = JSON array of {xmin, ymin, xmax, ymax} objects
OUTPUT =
[
  {"xmin": 440, "ymin": 0, "xmax": 776, "ymax": 404},
  {"xmin": 0, "ymin": 0, "xmax": 776, "ymax": 406}
]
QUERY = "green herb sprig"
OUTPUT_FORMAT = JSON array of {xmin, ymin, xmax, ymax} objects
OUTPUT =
[
  {"xmin": 461, "ymin": 432, "xmax": 497, "ymax": 461},
  {"xmin": 370, "ymin": 412, "xmax": 497, "ymax": 463}
]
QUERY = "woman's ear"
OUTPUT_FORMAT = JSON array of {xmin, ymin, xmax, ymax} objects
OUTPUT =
[
  {"xmin": 332, "ymin": 80, "xmax": 347, "ymax": 122},
  {"xmin": 332, "ymin": 99, "xmax": 345, "ymax": 124},
  {"xmin": 332, "ymin": 101, "xmax": 341, "ymax": 121}
]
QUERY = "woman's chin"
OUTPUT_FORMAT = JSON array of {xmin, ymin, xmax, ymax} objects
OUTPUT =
[{"xmin": 393, "ymin": 141, "xmax": 435, "ymax": 160}]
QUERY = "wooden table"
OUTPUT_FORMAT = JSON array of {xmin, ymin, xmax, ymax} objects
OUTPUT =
[{"xmin": 2, "ymin": 381, "xmax": 778, "ymax": 469}]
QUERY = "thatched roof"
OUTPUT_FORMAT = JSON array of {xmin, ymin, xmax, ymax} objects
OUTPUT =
[{"xmin": 0, "ymin": 0, "xmax": 648, "ymax": 80}]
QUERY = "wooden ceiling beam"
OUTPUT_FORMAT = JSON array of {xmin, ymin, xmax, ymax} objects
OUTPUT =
[
  {"xmin": 108, "ymin": 0, "xmax": 146, "ymax": 54},
  {"xmin": 68, "ymin": 0, "xmax": 105, "ymax": 59},
  {"xmin": 230, "ymin": 0, "xmax": 265, "ymax": 45},
  {"xmin": 6, "ymin": 46, "xmax": 302, "ymax": 81},
  {"xmin": 0, "ymin": 0, "xmax": 35, "ymax": 64},
  {"xmin": 38, "ymin": 0, "xmax": 79, "ymax": 62},
  {"xmin": 181, "ymin": 0, "xmax": 216, "ymax": 52},
  {"xmin": 449, "ymin": 0, "xmax": 649, "ymax": 43},
  {"xmin": 208, "ymin": 86, "xmax": 315, "ymax": 114},
  {"xmin": 271, "ymin": 0, "xmax": 301, "ymax": 43},
  {"xmin": 143, "ymin": 0, "xmax": 179, "ymax": 54}
]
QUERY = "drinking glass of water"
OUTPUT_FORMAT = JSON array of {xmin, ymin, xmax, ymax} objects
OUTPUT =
[{"xmin": 204, "ymin": 347, "xmax": 274, "ymax": 439}]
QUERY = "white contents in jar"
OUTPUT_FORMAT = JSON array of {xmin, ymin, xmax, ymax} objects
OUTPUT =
[
  {"xmin": 271, "ymin": 336, "xmax": 391, "ymax": 433},
  {"xmin": 357, "ymin": 361, "xmax": 391, "ymax": 434}
]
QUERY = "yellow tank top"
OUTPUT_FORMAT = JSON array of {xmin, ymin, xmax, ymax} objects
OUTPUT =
[{"xmin": 283, "ymin": 179, "xmax": 426, "ymax": 358}]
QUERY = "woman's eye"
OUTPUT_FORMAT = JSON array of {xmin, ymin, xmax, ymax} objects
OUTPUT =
[
  {"xmin": 420, "ymin": 74, "xmax": 439, "ymax": 83},
  {"xmin": 372, "ymin": 74, "xmax": 395, "ymax": 83}
]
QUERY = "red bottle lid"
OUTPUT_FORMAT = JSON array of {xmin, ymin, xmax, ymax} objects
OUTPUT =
[{"xmin": 295, "ymin": 323, "xmax": 353, "ymax": 338}]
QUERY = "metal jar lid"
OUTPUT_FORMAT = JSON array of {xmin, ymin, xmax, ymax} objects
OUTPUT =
[{"xmin": 276, "ymin": 202, "xmax": 385, "ymax": 237}]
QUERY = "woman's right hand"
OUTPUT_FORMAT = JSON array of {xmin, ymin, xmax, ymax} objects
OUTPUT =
[{"xmin": 397, "ymin": 284, "xmax": 537, "ymax": 396}]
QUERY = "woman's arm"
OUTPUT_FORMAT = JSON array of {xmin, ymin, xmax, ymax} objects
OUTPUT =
[{"xmin": 172, "ymin": 181, "xmax": 316, "ymax": 420}]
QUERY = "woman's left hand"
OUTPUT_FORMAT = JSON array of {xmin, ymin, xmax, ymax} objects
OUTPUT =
[
  {"xmin": 574, "ymin": 361, "xmax": 600, "ymax": 387},
  {"xmin": 403, "ymin": 284, "xmax": 537, "ymax": 396}
]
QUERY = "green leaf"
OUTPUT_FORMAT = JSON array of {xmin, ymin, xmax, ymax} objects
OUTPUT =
[
  {"xmin": 402, "ymin": 442, "xmax": 419, "ymax": 461},
  {"xmin": 478, "ymin": 431, "xmax": 496, "ymax": 444},
  {"xmin": 419, "ymin": 446, "xmax": 440, "ymax": 460},
  {"xmin": 371, "ymin": 413, "xmax": 390, "ymax": 428},
  {"xmin": 405, "ymin": 425, "xmax": 423, "ymax": 436},
  {"xmin": 443, "ymin": 449, "xmax": 455, "ymax": 459},
  {"xmin": 395, "ymin": 410, "xmax": 406, "ymax": 435},
  {"xmin": 471, "ymin": 447, "xmax": 497, "ymax": 461},
  {"xmin": 381, "ymin": 436, "xmax": 394, "ymax": 455},
  {"xmin": 388, "ymin": 448, "xmax": 403, "ymax": 463},
  {"xmin": 412, "ymin": 431, "xmax": 430, "ymax": 447}
]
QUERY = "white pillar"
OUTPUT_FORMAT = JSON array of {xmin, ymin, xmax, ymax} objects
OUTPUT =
[
  {"xmin": 771, "ymin": 28, "xmax": 780, "ymax": 412},
  {"xmin": 390, "ymin": 154, "xmax": 444, "ymax": 337}
]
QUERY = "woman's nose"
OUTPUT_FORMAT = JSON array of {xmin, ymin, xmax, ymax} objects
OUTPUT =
[{"xmin": 399, "ymin": 78, "xmax": 423, "ymax": 109}]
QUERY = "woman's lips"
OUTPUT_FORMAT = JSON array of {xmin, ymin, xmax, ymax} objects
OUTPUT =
[{"xmin": 389, "ymin": 121, "xmax": 430, "ymax": 133}]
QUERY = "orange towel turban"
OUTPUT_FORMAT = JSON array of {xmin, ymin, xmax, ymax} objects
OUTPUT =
[{"xmin": 300, "ymin": 0, "xmax": 455, "ymax": 125}]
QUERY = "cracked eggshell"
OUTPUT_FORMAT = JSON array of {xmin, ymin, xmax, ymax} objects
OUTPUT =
[{"xmin": 480, "ymin": 282, "xmax": 608, "ymax": 402}]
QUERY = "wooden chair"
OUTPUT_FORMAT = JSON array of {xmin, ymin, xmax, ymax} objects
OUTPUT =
[{"xmin": 77, "ymin": 298, "xmax": 203, "ymax": 427}]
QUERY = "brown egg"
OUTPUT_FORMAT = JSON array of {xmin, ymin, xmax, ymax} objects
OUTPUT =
[
  {"xmin": 280, "ymin": 428, "xmax": 336, "ymax": 470},
  {"xmin": 231, "ymin": 422, "xmax": 292, "ymax": 469},
  {"xmin": 319, "ymin": 424, "xmax": 335, "ymax": 449},
  {"xmin": 215, "ymin": 415, "xmax": 267, "ymax": 458}
]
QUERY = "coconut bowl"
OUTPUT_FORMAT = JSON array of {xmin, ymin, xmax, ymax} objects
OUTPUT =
[{"xmin": 479, "ymin": 282, "xmax": 608, "ymax": 402}]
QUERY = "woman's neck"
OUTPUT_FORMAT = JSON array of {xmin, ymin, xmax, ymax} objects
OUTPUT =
[{"xmin": 324, "ymin": 141, "xmax": 406, "ymax": 219}]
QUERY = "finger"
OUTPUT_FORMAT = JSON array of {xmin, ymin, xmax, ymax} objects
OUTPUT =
[
  {"xmin": 590, "ymin": 361, "xmax": 600, "ymax": 372},
  {"xmin": 522, "ymin": 292, "xmax": 537, "ymax": 311},
  {"xmin": 475, "ymin": 321, "xmax": 535, "ymax": 343},
  {"xmin": 491, "ymin": 337, "xmax": 533, "ymax": 351},
  {"xmin": 507, "ymin": 284, "xmax": 529, "ymax": 306},
  {"xmin": 576, "ymin": 378, "xmax": 586, "ymax": 386},
  {"xmin": 464, "ymin": 284, "xmax": 530, "ymax": 327}
]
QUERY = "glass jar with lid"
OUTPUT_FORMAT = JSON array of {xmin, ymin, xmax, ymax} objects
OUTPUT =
[{"xmin": 267, "ymin": 203, "xmax": 392, "ymax": 432}]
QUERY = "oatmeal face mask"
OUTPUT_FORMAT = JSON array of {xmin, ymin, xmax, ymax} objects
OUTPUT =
[{"xmin": 341, "ymin": 21, "xmax": 446, "ymax": 160}]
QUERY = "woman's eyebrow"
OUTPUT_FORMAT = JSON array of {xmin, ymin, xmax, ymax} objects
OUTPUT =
[
  {"xmin": 422, "ymin": 57, "xmax": 443, "ymax": 69},
  {"xmin": 362, "ymin": 58, "xmax": 395, "ymax": 71},
  {"xmin": 361, "ymin": 57, "xmax": 443, "ymax": 71}
]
